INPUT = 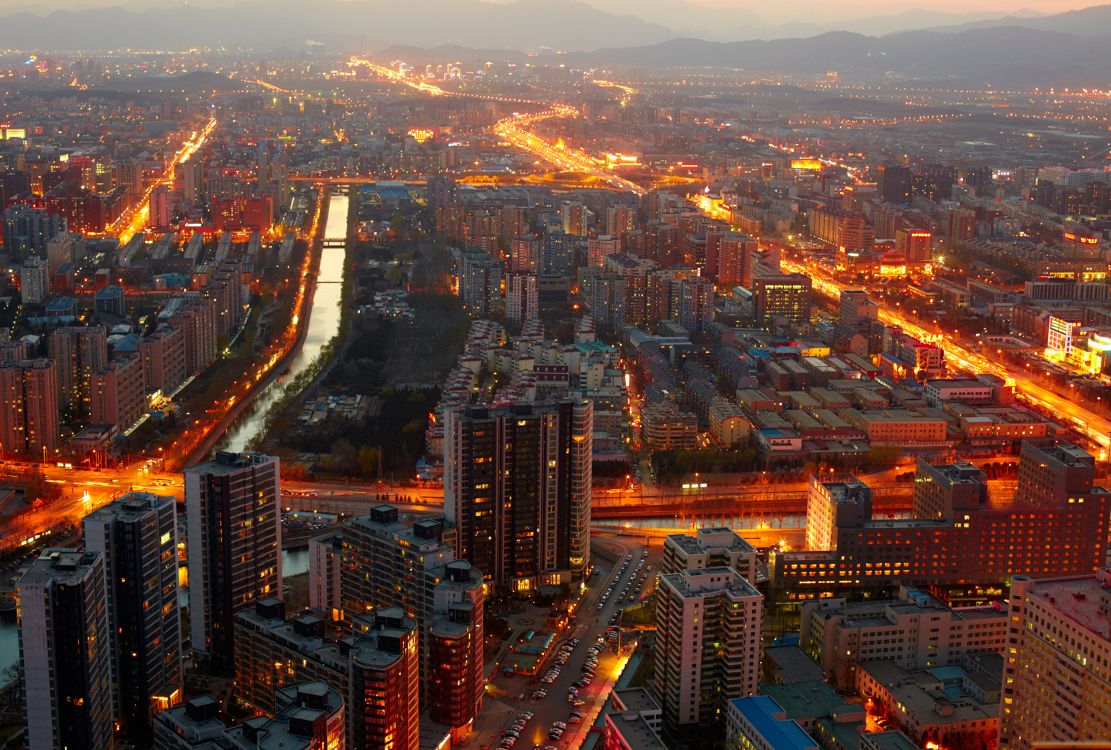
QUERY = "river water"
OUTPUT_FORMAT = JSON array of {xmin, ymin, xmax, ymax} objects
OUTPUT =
[
  {"xmin": 0, "ymin": 196, "xmax": 352, "ymax": 677},
  {"xmin": 220, "ymin": 191, "xmax": 351, "ymax": 451}
]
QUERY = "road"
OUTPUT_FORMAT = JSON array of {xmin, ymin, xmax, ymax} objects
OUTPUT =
[
  {"xmin": 493, "ymin": 108, "xmax": 648, "ymax": 197},
  {"xmin": 109, "ymin": 117, "xmax": 217, "ymax": 245},
  {"xmin": 777, "ymin": 253, "xmax": 1111, "ymax": 459},
  {"xmin": 469, "ymin": 537, "xmax": 653, "ymax": 750}
]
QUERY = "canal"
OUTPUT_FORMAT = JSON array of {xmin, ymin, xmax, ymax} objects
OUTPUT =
[{"xmin": 220, "ymin": 191, "xmax": 350, "ymax": 452}]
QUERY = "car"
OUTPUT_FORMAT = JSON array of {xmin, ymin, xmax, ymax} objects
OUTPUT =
[
  {"xmin": 521, "ymin": 712, "xmax": 534, "ymax": 719},
  {"xmin": 572, "ymin": 699, "xmax": 586, "ymax": 707}
]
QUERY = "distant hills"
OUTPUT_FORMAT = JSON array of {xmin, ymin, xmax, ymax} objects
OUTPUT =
[
  {"xmin": 575, "ymin": 26, "xmax": 1111, "ymax": 86},
  {"xmin": 0, "ymin": 0, "xmax": 677, "ymax": 52},
  {"xmin": 0, "ymin": 0, "xmax": 1108, "ymax": 86}
]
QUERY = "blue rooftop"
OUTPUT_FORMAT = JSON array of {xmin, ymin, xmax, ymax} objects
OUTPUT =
[{"xmin": 730, "ymin": 696, "xmax": 817, "ymax": 750}]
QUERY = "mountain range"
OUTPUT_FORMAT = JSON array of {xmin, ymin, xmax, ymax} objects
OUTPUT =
[
  {"xmin": 574, "ymin": 25, "xmax": 1111, "ymax": 86},
  {"xmin": 0, "ymin": 0, "xmax": 1108, "ymax": 85}
]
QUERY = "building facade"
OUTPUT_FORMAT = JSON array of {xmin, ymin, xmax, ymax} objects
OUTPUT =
[
  {"xmin": 185, "ymin": 451, "xmax": 281, "ymax": 670},
  {"xmin": 18, "ymin": 550, "xmax": 114, "ymax": 750},
  {"xmin": 83, "ymin": 492, "xmax": 183, "ymax": 739}
]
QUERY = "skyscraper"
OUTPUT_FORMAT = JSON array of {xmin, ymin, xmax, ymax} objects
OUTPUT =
[
  {"xmin": 83, "ymin": 492, "xmax": 183, "ymax": 739},
  {"xmin": 185, "ymin": 451, "xmax": 281, "ymax": 670},
  {"xmin": 444, "ymin": 399, "xmax": 592, "ymax": 591},
  {"xmin": 653, "ymin": 568, "xmax": 763, "ymax": 730},
  {"xmin": 18, "ymin": 549, "xmax": 114, "ymax": 750}
]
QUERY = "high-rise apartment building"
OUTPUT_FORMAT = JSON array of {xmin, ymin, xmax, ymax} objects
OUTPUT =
[
  {"xmin": 49, "ymin": 325, "xmax": 109, "ymax": 415},
  {"xmin": 718, "ymin": 233, "xmax": 758, "ymax": 289},
  {"xmin": 838, "ymin": 290, "xmax": 878, "ymax": 328},
  {"xmin": 18, "ymin": 549, "xmax": 114, "ymax": 750},
  {"xmin": 185, "ymin": 451, "xmax": 281, "ymax": 670},
  {"xmin": 427, "ymin": 560, "xmax": 486, "ymax": 737},
  {"xmin": 506, "ymin": 272, "xmax": 539, "ymax": 326},
  {"xmin": 149, "ymin": 185, "xmax": 172, "ymax": 230},
  {"xmin": 340, "ymin": 506, "xmax": 453, "ymax": 621},
  {"xmin": 2, "ymin": 204, "xmax": 66, "ymax": 260},
  {"xmin": 349, "ymin": 608, "xmax": 420, "ymax": 750},
  {"xmin": 661, "ymin": 527, "xmax": 758, "ymax": 584},
  {"xmin": 606, "ymin": 205, "xmax": 635, "ymax": 238},
  {"xmin": 20, "ymin": 256, "xmax": 49, "ymax": 304},
  {"xmin": 999, "ymin": 572, "xmax": 1111, "ymax": 749},
  {"xmin": 339, "ymin": 507, "xmax": 485, "ymax": 738},
  {"xmin": 562, "ymin": 202, "xmax": 589, "ymax": 236},
  {"xmin": 444, "ymin": 399, "xmax": 592, "ymax": 591},
  {"xmin": 0, "ymin": 358, "xmax": 59, "ymax": 455},
  {"xmin": 678, "ymin": 276, "xmax": 714, "ymax": 335},
  {"xmin": 653, "ymin": 568, "xmax": 763, "ymax": 730},
  {"xmin": 308, "ymin": 533, "xmax": 344, "ymax": 621},
  {"xmin": 83, "ymin": 492, "xmax": 183, "ymax": 739}
]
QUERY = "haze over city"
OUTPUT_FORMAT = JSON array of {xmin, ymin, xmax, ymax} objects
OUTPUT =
[{"xmin": 0, "ymin": 3, "xmax": 1108, "ymax": 750}]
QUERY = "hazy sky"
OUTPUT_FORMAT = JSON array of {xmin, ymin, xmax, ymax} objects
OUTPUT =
[
  {"xmin": 0, "ymin": 0, "xmax": 1099, "ymax": 8},
  {"xmin": 0, "ymin": 0, "xmax": 1099, "ymax": 25}
]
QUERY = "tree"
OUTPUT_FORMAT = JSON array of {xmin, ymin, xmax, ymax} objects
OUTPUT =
[{"xmin": 357, "ymin": 445, "xmax": 380, "ymax": 478}]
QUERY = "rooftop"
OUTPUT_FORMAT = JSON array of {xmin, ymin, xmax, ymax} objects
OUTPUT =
[
  {"xmin": 759, "ymin": 681, "xmax": 858, "ymax": 722},
  {"xmin": 1022, "ymin": 572, "xmax": 1111, "ymax": 641},
  {"xmin": 613, "ymin": 687, "xmax": 661, "ymax": 715},
  {"xmin": 863, "ymin": 731, "xmax": 921, "ymax": 750},
  {"xmin": 606, "ymin": 712, "xmax": 668, "ymax": 750},
  {"xmin": 763, "ymin": 646, "xmax": 827, "ymax": 684},
  {"xmin": 661, "ymin": 566, "xmax": 762, "ymax": 600},
  {"xmin": 729, "ymin": 696, "xmax": 817, "ymax": 750},
  {"xmin": 18, "ymin": 548, "xmax": 100, "ymax": 588},
  {"xmin": 860, "ymin": 661, "xmax": 999, "ymax": 726}
]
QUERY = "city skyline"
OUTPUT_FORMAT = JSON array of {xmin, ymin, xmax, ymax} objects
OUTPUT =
[{"xmin": 1, "ymin": 11, "xmax": 1110, "ymax": 750}]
